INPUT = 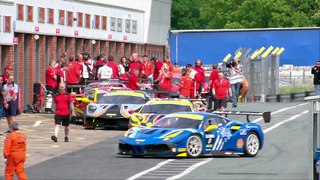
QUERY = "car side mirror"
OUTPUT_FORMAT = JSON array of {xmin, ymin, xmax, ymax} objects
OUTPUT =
[
  {"xmin": 205, "ymin": 125, "xmax": 218, "ymax": 132},
  {"xmin": 128, "ymin": 110, "xmax": 135, "ymax": 114}
]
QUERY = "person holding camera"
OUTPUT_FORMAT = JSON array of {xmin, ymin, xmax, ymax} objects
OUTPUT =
[
  {"xmin": 227, "ymin": 58, "xmax": 243, "ymax": 108},
  {"xmin": 312, "ymin": 60, "xmax": 320, "ymax": 95},
  {"xmin": 81, "ymin": 52, "xmax": 94, "ymax": 85},
  {"xmin": 155, "ymin": 63, "xmax": 172, "ymax": 98},
  {"xmin": 51, "ymin": 83, "xmax": 75, "ymax": 142},
  {"xmin": 3, "ymin": 75, "xmax": 18, "ymax": 133}
]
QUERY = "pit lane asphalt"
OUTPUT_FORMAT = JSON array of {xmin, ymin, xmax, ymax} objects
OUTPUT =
[{"xmin": 0, "ymin": 102, "xmax": 310, "ymax": 179}]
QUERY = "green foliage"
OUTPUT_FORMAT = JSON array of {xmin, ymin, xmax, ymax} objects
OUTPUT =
[
  {"xmin": 278, "ymin": 85, "xmax": 314, "ymax": 94},
  {"xmin": 171, "ymin": 0, "xmax": 320, "ymax": 29}
]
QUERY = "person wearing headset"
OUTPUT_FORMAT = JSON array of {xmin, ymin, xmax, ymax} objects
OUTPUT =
[{"xmin": 193, "ymin": 59, "xmax": 205, "ymax": 97}]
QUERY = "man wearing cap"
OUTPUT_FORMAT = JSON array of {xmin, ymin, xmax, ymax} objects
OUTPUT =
[{"xmin": 3, "ymin": 121, "xmax": 28, "ymax": 180}]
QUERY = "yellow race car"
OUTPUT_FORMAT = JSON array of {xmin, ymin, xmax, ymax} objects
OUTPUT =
[{"xmin": 128, "ymin": 99, "xmax": 204, "ymax": 128}]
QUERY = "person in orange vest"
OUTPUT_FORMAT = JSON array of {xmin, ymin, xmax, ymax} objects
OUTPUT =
[{"xmin": 3, "ymin": 121, "xmax": 28, "ymax": 180}]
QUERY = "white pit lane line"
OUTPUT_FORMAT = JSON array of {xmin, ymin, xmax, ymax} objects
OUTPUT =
[
  {"xmin": 127, "ymin": 105, "xmax": 309, "ymax": 180},
  {"xmin": 33, "ymin": 120, "xmax": 42, "ymax": 127}
]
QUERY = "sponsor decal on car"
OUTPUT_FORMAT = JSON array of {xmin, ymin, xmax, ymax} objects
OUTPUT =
[
  {"xmin": 240, "ymin": 128, "xmax": 247, "ymax": 135},
  {"xmin": 236, "ymin": 138, "xmax": 244, "ymax": 148}
]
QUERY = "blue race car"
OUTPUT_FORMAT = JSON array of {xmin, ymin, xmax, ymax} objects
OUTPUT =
[{"xmin": 119, "ymin": 111, "xmax": 270, "ymax": 158}]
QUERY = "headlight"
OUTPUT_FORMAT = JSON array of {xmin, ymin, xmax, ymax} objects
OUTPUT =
[
  {"xmin": 137, "ymin": 116, "xmax": 143, "ymax": 121},
  {"xmin": 124, "ymin": 128, "xmax": 135, "ymax": 137},
  {"xmin": 163, "ymin": 131, "xmax": 183, "ymax": 141},
  {"xmin": 88, "ymin": 105, "xmax": 97, "ymax": 112}
]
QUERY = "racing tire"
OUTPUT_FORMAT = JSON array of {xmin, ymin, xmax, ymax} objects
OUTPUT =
[
  {"xmin": 244, "ymin": 132, "xmax": 260, "ymax": 157},
  {"xmin": 186, "ymin": 134, "xmax": 203, "ymax": 158}
]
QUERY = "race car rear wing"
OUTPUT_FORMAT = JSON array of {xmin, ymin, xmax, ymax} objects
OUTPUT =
[{"xmin": 212, "ymin": 111, "xmax": 271, "ymax": 123}]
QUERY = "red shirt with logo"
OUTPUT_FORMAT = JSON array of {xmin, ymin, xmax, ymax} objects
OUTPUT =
[
  {"xmin": 128, "ymin": 74, "xmax": 140, "ymax": 90},
  {"xmin": 212, "ymin": 78, "xmax": 230, "ymax": 99},
  {"xmin": 66, "ymin": 62, "xmax": 81, "ymax": 84},
  {"xmin": 46, "ymin": 66, "xmax": 57, "ymax": 88},
  {"xmin": 159, "ymin": 72, "xmax": 172, "ymax": 91},
  {"xmin": 193, "ymin": 66, "xmax": 205, "ymax": 84},
  {"xmin": 129, "ymin": 61, "xmax": 142, "ymax": 76},
  {"xmin": 107, "ymin": 61, "xmax": 119, "ymax": 78},
  {"xmin": 179, "ymin": 75, "xmax": 193, "ymax": 97},
  {"xmin": 54, "ymin": 91, "xmax": 73, "ymax": 116},
  {"xmin": 209, "ymin": 70, "xmax": 219, "ymax": 83},
  {"xmin": 153, "ymin": 61, "xmax": 163, "ymax": 80},
  {"xmin": 141, "ymin": 61, "xmax": 154, "ymax": 77}
]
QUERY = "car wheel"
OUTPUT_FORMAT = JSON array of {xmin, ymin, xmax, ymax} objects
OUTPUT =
[
  {"xmin": 186, "ymin": 134, "xmax": 203, "ymax": 158},
  {"xmin": 244, "ymin": 132, "xmax": 260, "ymax": 157}
]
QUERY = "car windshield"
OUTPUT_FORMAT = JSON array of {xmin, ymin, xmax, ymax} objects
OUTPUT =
[
  {"xmin": 153, "ymin": 117, "xmax": 201, "ymax": 129},
  {"xmin": 140, "ymin": 104, "xmax": 191, "ymax": 114},
  {"xmin": 172, "ymin": 77, "xmax": 181, "ymax": 84},
  {"xmin": 97, "ymin": 95, "xmax": 145, "ymax": 104}
]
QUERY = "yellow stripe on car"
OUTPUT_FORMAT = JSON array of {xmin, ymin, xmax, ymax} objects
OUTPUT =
[
  {"xmin": 167, "ymin": 113, "xmax": 204, "ymax": 120},
  {"xmin": 110, "ymin": 91, "xmax": 144, "ymax": 97},
  {"xmin": 176, "ymin": 153, "xmax": 187, "ymax": 157},
  {"xmin": 148, "ymin": 99, "xmax": 192, "ymax": 106},
  {"xmin": 230, "ymin": 126, "xmax": 241, "ymax": 130}
]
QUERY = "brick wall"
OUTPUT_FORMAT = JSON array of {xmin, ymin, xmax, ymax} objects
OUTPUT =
[
  {"xmin": 116, "ymin": 42, "xmax": 124, "ymax": 63},
  {"xmin": 93, "ymin": 40, "xmax": 100, "ymax": 58},
  {"xmin": 109, "ymin": 41, "xmax": 116, "ymax": 57},
  {"xmin": 83, "ymin": 39, "xmax": 92, "ymax": 54},
  {"xmin": 100, "ymin": 40, "xmax": 109, "ymax": 55},
  {"xmin": 39, "ymin": 36, "xmax": 46, "ymax": 84},
  {"xmin": 145, "ymin": 44, "xmax": 165, "ymax": 60},
  {"xmin": 16, "ymin": 33, "xmax": 25, "ymax": 109},
  {"xmin": 124, "ymin": 43, "xmax": 131, "ymax": 58},
  {"xmin": 76, "ymin": 38, "xmax": 84, "ymax": 56},
  {"xmin": 57, "ymin": 37, "xmax": 65, "ymax": 59},
  {"xmin": 47, "ymin": 36, "xmax": 57, "ymax": 61},
  {"xmin": 27, "ymin": 34, "xmax": 37, "ymax": 106},
  {"xmin": 65, "ymin": 37, "xmax": 75, "ymax": 58}
]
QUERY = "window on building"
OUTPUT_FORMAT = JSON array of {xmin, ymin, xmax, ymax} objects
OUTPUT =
[
  {"xmin": 0, "ymin": 16, "xmax": 2, "ymax": 32},
  {"xmin": 85, "ymin": 14, "xmax": 90, "ymax": 28},
  {"xmin": 117, "ymin": 18, "xmax": 122, "ymax": 32},
  {"xmin": 101, "ymin": 16, "xmax": 107, "ymax": 30},
  {"xmin": 59, "ymin": 10, "xmax": 65, "ymax": 25},
  {"xmin": 95, "ymin": 15, "xmax": 100, "ymax": 29},
  {"xmin": 47, "ymin": 8, "xmax": 54, "ymax": 24},
  {"xmin": 17, "ymin": 4, "xmax": 24, "ymax": 20},
  {"xmin": 27, "ymin": 5, "xmax": 33, "ymax": 22},
  {"xmin": 77, "ymin": 12, "xmax": 83, "ymax": 27},
  {"xmin": 110, "ymin": 17, "xmax": 116, "ymax": 31},
  {"xmin": 4, "ymin": 16, "xmax": 11, "ymax": 32},
  {"xmin": 67, "ymin": 11, "xmax": 73, "ymax": 26},
  {"xmin": 38, "ymin": 7, "xmax": 45, "ymax": 23},
  {"xmin": 132, "ymin": 20, "xmax": 137, "ymax": 34},
  {"xmin": 125, "ymin": 19, "xmax": 131, "ymax": 33}
]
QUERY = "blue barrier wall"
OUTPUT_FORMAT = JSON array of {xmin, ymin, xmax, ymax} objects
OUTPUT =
[{"xmin": 169, "ymin": 28, "xmax": 320, "ymax": 66}]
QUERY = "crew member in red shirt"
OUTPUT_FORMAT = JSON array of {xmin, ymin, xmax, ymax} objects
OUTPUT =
[
  {"xmin": 93, "ymin": 54, "xmax": 106, "ymax": 80},
  {"xmin": 75, "ymin": 53, "xmax": 84, "ymax": 80},
  {"xmin": 107, "ymin": 55, "xmax": 119, "ymax": 79},
  {"xmin": 176, "ymin": 68, "xmax": 192, "ymax": 98},
  {"xmin": 2, "ymin": 61, "xmax": 14, "ymax": 85},
  {"xmin": 51, "ymin": 83, "xmax": 75, "ymax": 143},
  {"xmin": 140, "ymin": 55, "xmax": 154, "ymax": 78},
  {"xmin": 157, "ymin": 64, "xmax": 172, "ymax": 98},
  {"xmin": 186, "ymin": 64, "xmax": 201, "ymax": 98},
  {"xmin": 164, "ymin": 56, "xmax": 174, "ymax": 72},
  {"xmin": 129, "ymin": 53, "xmax": 143, "ymax": 76},
  {"xmin": 128, "ymin": 68, "xmax": 150, "ymax": 90},
  {"xmin": 66, "ymin": 56, "xmax": 81, "ymax": 93},
  {"xmin": 153, "ymin": 58, "xmax": 163, "ymax": 81},
  {"xmin": 212, "ymin": 72, "xmax": 232, "ymax": 111},
  {"xmin": 45, "ymin": 60, "xmax": 57, "ymax": 93},
  {"xmin": 56, "ymin": 62, "xmax": 68, "ymax": 86},
  {"xmin": 208, "ymin": 64, "xmax": 219, "ymax": 87}
]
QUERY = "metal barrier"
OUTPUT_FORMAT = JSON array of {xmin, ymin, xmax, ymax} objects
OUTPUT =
[{"xmin": 304, "ymin": 96, "xmax": 320, "ymax": 179}]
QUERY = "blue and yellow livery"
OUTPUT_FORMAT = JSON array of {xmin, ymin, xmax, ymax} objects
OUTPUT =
[{"xmin": 119, "ymin": 111, "xmax": 269, "ymax": 158}]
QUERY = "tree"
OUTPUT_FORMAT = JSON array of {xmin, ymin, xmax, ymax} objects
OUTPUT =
[{"xmin": 171, "ymin": 0, "xmax": 320, "ymax": 29}]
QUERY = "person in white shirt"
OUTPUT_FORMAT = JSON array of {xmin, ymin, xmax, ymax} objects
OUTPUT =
[{"xmin": 97, "ymin": 59, "xmax": 113, "ymax": 80}]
